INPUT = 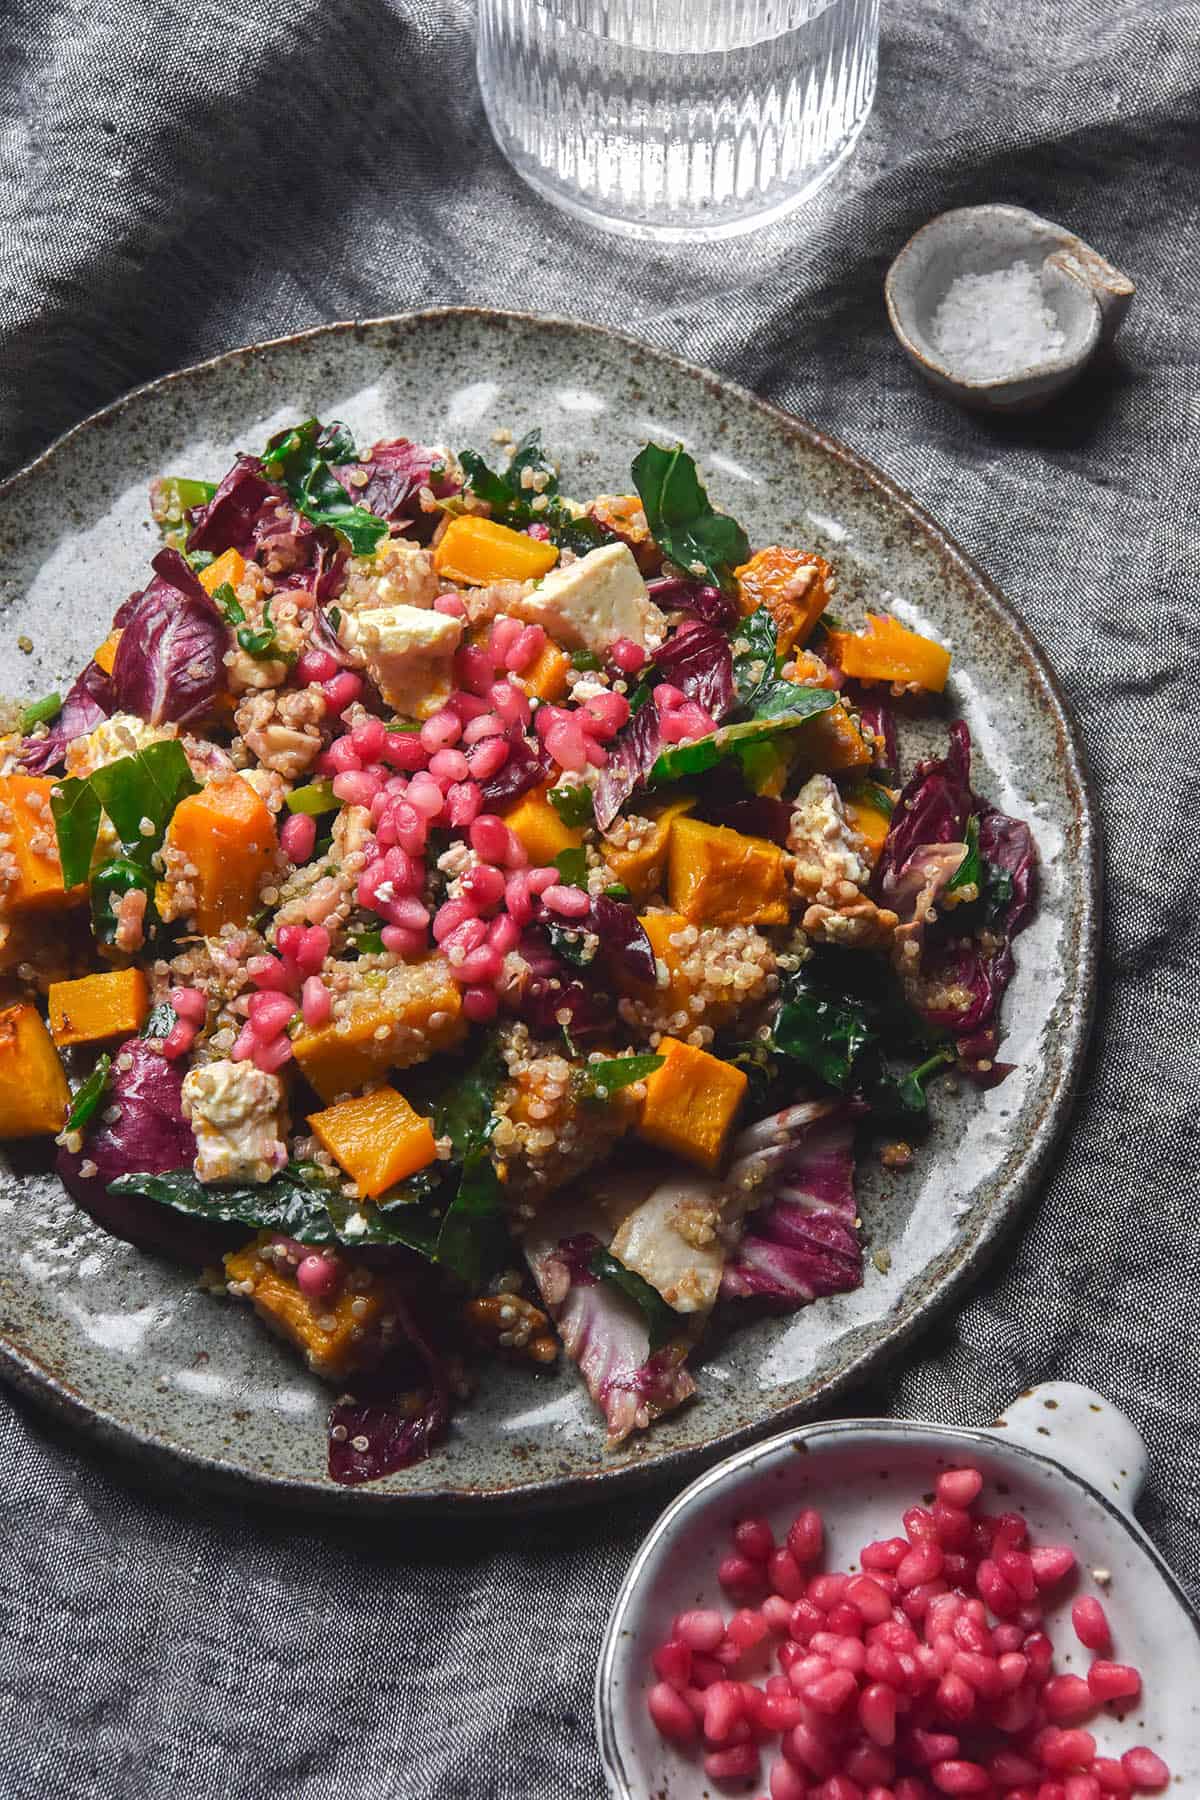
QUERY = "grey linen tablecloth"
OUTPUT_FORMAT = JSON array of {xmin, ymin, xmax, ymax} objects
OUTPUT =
[{"xmin": 1, "ymin": 2, "xmax": 1197, "ymax": 1794}]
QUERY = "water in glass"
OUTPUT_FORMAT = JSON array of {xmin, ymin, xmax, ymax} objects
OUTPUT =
[{"xmin": 477, "ymin": 0, "xmax": 881, "ymax": 240}]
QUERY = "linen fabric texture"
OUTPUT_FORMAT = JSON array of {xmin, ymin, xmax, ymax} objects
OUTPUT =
[{"xmin": 0, "ymin": 1, "xmax": 1196, "ymax": 1795}]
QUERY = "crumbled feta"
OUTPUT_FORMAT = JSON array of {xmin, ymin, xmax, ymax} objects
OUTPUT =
[
  {"xmin": 181, "ymin": 1060, "xmax": 289, "ymax": 1186},
  {"xmin": 65, "ymin": 712, "xmax": 172, "ymax": 780},
  {"xmin": 788, "ymin": 774, "xmax": 871, "ymax": 902},
  {"xmin": 338, "ymin": 603, "xmax": 461, "ymax": 720},
  {"xmin": 513, "ymin": 543, "xmax": 666, "ymax": 656}
]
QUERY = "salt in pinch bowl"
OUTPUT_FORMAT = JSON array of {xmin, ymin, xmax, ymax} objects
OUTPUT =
[
  {"xmin": 885, "ymin": 204, "xmax": 1135, "ymax": 413},
  {"xmin": 596, "ymin": 1380, "xmax": 1197, "ymax": 1797}
]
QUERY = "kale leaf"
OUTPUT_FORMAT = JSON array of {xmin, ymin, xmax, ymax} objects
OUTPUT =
[
  {"xmin": 631, "ymin": 443, "xmax": 750, "ymax": 593},
  {"xmin": 262, "ymin": 419, "xmax": 389, "ymax": 556},
  {"xmin": 589, "ymin": 1247, "xmax": 678, "ymax": 1350}
]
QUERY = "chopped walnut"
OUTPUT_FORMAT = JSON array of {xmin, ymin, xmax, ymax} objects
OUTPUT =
[
  {"xmin": 234, "ymin": 686, "xmax": 326, "ymax": 780},
  {"xmin": 803, "ymin": 896, "xmax": 898, "ymax": 948},
  {"xmin": 464, "ymin": 1293, "xmax": 557, "ymax": 1364}
]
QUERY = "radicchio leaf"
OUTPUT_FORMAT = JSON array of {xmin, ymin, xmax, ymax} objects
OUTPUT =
[
  {"xmin": 20, "ymin": 660, "xmax": 114, "ymax": 773},
  {"xmin": 646, "ymin": 575, "xmax": 739, "ymax": 628},
  {"xmin": 332, "ymin": 437, "xmax": 458, "ymax": 542},
  {"xmin": 873, "ymin": 719, "xmax": 972, "ymax": 899},
  {"xmin": 652, "ymin": 620, "xmax": 734, "ymax": 722},
  {"xmin": 857, "ymin": 699, "xmax": 900, "ymax": 784},
  {"xmin": 185, "ymin": 455, "xmax": 279, "ymax": 555},
  {"xmin": 514, "ymin": 928, "xmax": 614, "ymax": 1039},
  {"xmin": 589, "ymin": 894, "xmax": 656, "ymax": 987},
  {"xmin": 479, "ymin": 730, "xmax": 551, "ymax": 810},
  {"xmin": 721, "ymin": 1110, "xmax": 862, "ymax": 1306},
  {"xmin": 56, "ymin": 1041, "xmax": 230, "ymax": 1265},
  {"xmin": 525, "ymin": 1220, "xmax": 695, "ymax": 1446},
  {"xmin": 111, "ymin": 548, "xmax": 226, "ymax": 726},
  {"xmin": 593, "ymin": 697, "xmax": 662, "ymax": 832},
  {"xmin": 702, "ymin": 794, "xmax": 793, "ymax": 845},
  {"xmin": 327, "ymin": 1291, "xmax": 451, "ymax": 1484}
]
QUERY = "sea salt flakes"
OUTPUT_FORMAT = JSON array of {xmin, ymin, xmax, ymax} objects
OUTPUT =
[{"xmin": 931, "ymin": 259, "xmax": 1066, "ymax": 379}]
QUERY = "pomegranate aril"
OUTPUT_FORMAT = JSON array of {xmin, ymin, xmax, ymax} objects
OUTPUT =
[
  {"xmin": 862, "ymin": 1539, "xmax": 910, "ymax": 1573},
  {"xmin": 976, "ymin": 1559, "xmax": 1019, "ymax": 1617},
  {"xmin": 652, "ymin": 1640, "xmax": 692, "ymax": 1687},
  {"xmin": 808, "ymin": 1574, "xmax": 850, "ymax": 1612},
  {"xmin": 1038, "ymin": 1727, "xmax": 1098, "ymax": 1771},
  {"xmin": 648, "ymin": 1680, "xmax": 698, "ymax": 1742},
  {"xmin": 735, "ymin": 1516, "xmax": 777, "ymax": 1563},
  {"xmin": 705, "ymin": 1744, "xmax": 761, "ymax": 1784},
  {"xmin": 722, "ymin": 1555, "xmax": 770, "ymax": 1601},
  {"xmin": 813, "ymin": 1780, "xmax": 865, "ymax": 1800},
  {"xmin": 951, "ymin": 1649, "xmax": 1004, "ymax": 1699},
  {"xmin": 803, "ymin": 1669, "xmax": 859, "ymax": 1715},
  {"xmin": 865, "ymin": 1644, "xmax": 908, "ymax": 1687},
  {"xmin": 999, "ymin": 1550, "xmax": 1038, "ymax": 1602},
  {"xmin": 904, "ymin": 1507, "xmax": 939, "ymax": 1544},
  {"xmin": 1120, "ymin": 1747, "xmax": 1169, "ymax": 1792},
  {"xmin": 934, "ymin": 1673, "xmax": 975, "ymax": 1724},
  {"xmin": 908, "ymin": 1732, "xmax": 960, "ymax": 1768},
  {"xmin": 846, "ymin": 1576, "xmax": 894, "ymax": 1626},
  {"xmin": 770, "ymin": 1757, "xmax": 811, "ymax": 1800},
  {"xmin": 929, "ymin": 1762, "xmax": 990, "ymax": 1795},
  {"xmin": 787, "ymin": 1508, "xmax": 825, "ymax": 1565},
  {"xmin": 756, "ymin": 1692, "xmax": 806, "ymax": 1731},
  {"xmin": 997, "ymin": 1650, "xmax": 1029, "ymax": 1691},
  {"xmin": 846, "ymin": 1745, "xmax": 895, "ymax": 1788},
  {"xmin": 1043, "ymin": 1674, "xmax": 1096, "ymax": 1725},
  {"xmin": 692, "ymin": 1654, "xmax": 727, "ymax": 1688},
  {"xmin": 827, "ymin": 1604, "xmax": 867, "ymax": 1640},
  {"xmin": 859, "ymin": 1681, "xmax": 898, "ymax": 1746},
  {"xmin": 785, "ymin": 1723, "xmax": 836, "ymax": 1779},
  {"xmin": 1030, "ymin": 1544, "xmax": 1077, "ymax": 1588},
  {"xmin": 677, "ymin": 1609, "xmax": 727, "ymax": 1653},
  {"xmin": 931, "ymin": 1504, "xmax": 973, "ymax": 1552},
  {"xmin": 990, "ymin": 1748, "xmax": 1041, "ymax": 1785},
  {"xmin": 728, "ymin": 1609, "xmax": 770, "ymax": 1651},
  {"xmin": 936, "ymin": 1468, "xmax": 984, "ymax": 1509},
  {"xmin": 1071, "ymin": 1597, "xmax": 1112, "ymax": 1653},
  {"xmin": 763, "ymin": 1596, "xmax": 794, "ymax": 1635},
  {"xmin": 896, "ymin": 1783, "xmax": 933, "ymax": 1800},
  {"xmin": 704, "ymin": 1680, "xmax": 748, "ymax": 1744},
  {"xmin": 1037, "ymin": 1787, "xmax": 1069, "ymax": 1800},
  {"xmin": 1024, "ymin": 1631, "xmax": 1054, "ymax": 1684},
  {"xmin": 769, "ymin": 1550, "xmax": 808, "ymax": 1601},
  {"xmin": 1091, "ymin": 1759, "xmax": 1131, "ymax": 1794},
  {"xmin": 1063, "ymin": 1779, "xmax": 1101, "ymax": 1800},
  {"xmin": 1087, "ymin": 1660, "xmax": 1140, "ymax": 1704},
  {"xmin": 992, "ymin": 1623, "xmax": 1025, "ymax": 1654}
]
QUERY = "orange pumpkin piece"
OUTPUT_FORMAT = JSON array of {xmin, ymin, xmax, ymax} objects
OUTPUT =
[
  {"xmin": 93, "ymin": 631, "xmax": 123, "ymax": 675},
  {"xmin": 502, "ymin": 786, "xmax": 583, "ymax": 866},
  {"xmin": 432, "ymin": 515, "xmax": 559, "ymax": 586},
  {"xmin": 308, "ymin": 1085, "xmax": 437, "ymax": 1199},
  {"xmin": 668, "ymin": 816, "xmax": 789, "ymax": 928},
  {"xmin": 292, "ymin": 956, "xmax": 465, "ymax": 1100},
  {"xmin": 587, "ymin": 493, "xmax": 658, "ymax": 571},
  {"xmin": 824, "ymin": 614, "xmax": 951, "ymax": 693},
  {"xmin": 519, "ymin": 639, "xmax": 572, "ymax": 703},
  {"xmin": 198, "ymin": 546, "xmax": 247, "ymax": 597},
  {"xmin": 0, "ymin": 1003, "xmax": 71, "ymax": 1137},
  {"xmin": 605, "ymin": 797, "xmax": 696, "ymax": 903},
  {"xmin": 735, "ymin": 549, "xmax": 833, "ymax": 654},
  {"xmin": 0, "ymin": 775, "xmax": 88, "ymax": 916},
  {"xmin": 224, "ymin": 1237, "xmax": 399, "ymax": 1379},
  {"xmin": 843, "ymin": 787, "xmax": 896, "ymax": 861},
  {"xmin": 48, "ymin": 967, "xmax": 149, "ymax": 1047},
  {"xmin": 164, "ymin": 776, "xmax": 277, "ymax": 935},
  {"xmin": 637, "ymin": 1036, "xmax": 747, "ymax": 1172},
  {"xmin": 792, "ymin": 699, "xmax": 873, "ymax": 776}
]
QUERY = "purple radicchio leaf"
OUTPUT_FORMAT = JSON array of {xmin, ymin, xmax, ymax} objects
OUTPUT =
[
  {"xmin": 111, "ymin": 548, "xmax": 226, "ymax": 727},
  {"xmin": 593, "ymin": 697, "xmax": 662, "ymax": 833},
  {"xmin": 525, "ymin": 1223, "xmax": 696, "ymax": 1446},
  {"xmin": 251, "ymin": 499, "xmax": 319, "ymax": 578},
  {"xmin": 185, "ymin": 455, "xmax": 279, "ymax": 555},
  {"xmin": 588, "ymin": 894, "xmax": 656, "ymax": 986},
  {"xmin": 513, "ymin": 928, "xmax": 615, "ymax": 1040},
  {"xmin": 478, "ymin": 730, "xmax": 551, "ymax": 810},
  {"xmin": 873, "ymin": 720, "xmax": 973, "ymax": 901},
  {"xmin": 721, "ymin": 1108, "xmax": 863, "ymax": 1307},
  {"xmin": 977, "ymin": 804, "xmax": 1037, "ymax": 937},
  {"xmin": 56, "ymin": 1042, "xmax": 232, "ymax": 1266},
  {"xmin": 20, "ymin": 660, "xmax": 114, "ymax": 773},
  {"xmin": 332, "ymin": 438, "xmax": 459, "ymax": 544},
  {"xmin": 857, "ymin": 699, "xmax": 900, "ymax": 785},
  {"xmin": 701, "ymin": 793, "xmax": 793, "ymax": 845},
  {"xmin": 328, "ymin": 1291, "xmax": 451, "ymax": 1484},
  {"xmin": 646, "ymin": 575, "xmax": 739, "ymax": 628},
  {"xmin": 652, "ymin": 621, "xmax": 734, "ymax": 722}
]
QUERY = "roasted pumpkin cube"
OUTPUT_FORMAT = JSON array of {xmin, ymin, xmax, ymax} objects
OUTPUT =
[
  {"xmin": 824, "ymin": 614, "xmax": 951, "ymax": 693},
  {"xmin": 433, "ymin": 514, "xmax": 559, "ymax": 586},
  {"xmin": 292, "ymin": 956, "xmax": 465, "ymax": 1101},
  {"xmin": 587, "ymin": 493, "xmax": 658, "ymax": 571},
  {"xmin": 668, "ymin": 816, "xmax": 789, "ymax": 927},
  {"xmin": 633, "ymin": 910, "xmax": 693, "ymax": 1009},
  {"xmin": 308, "ymin": 1085, "xmax": 436, "ymax": 1199},
  {"xmin": 198, "ymin": 546, "xmax": 247, "ymax": 597},
  {"xmin": 791, "ymin": 699, "xmax": 873, "ymax": 777},
  {"xmin": 0, "ymin": 1003, "xmax": 71, "ymax": 1136},
  {"xmin": 503, "ymin": 786, "xmax": 583, "ymax": 867},
  {"xmin": 843, "ymin": 787, "xmax": 896, "ymax": 861},
  {"xmin": 224, "ymin": 1238, "xmax": 399, "ymax": 1380},
  {"xmin": 93, "ymin": 631, "xmax": 123, "ymax": 675},
  {"xmin": 519, "ymin": 640, "xmax": 571, "ymax": 703},
  {"xmin": 605, "ymin": 798, "xmax": 695, "ymax": 902},
  {"xmin": 0, "ymin": 775, "xmax": 88, "ymax": 916},
  {"xmin": 637, "ymin": 1036, "xmax": 747, "ymax": 1172},
  {"xmin": 735, "ymin": 549, "xmax": 833, "ymax": 654},
  {"xmin": 165, "ymin": 775, "xmax": 277, "ymax": 936},
  {"xmin": 48, "ymin": 967, "xmax": 149, "ymax": 1047}
]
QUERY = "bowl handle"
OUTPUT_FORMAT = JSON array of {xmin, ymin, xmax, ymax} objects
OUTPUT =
[{"xmin": 991, "ymin": 1381, "xmax": 1147, "ymax": 1516}]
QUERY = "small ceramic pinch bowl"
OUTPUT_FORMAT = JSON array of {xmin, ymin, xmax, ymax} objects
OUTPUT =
[
  {"xmin": 597, "ymin": 1381, "xmax": 1197, "ymax": 1797},
  {"xmin": 885, "ymin": 204, "xmax": 1135, "ymax": 412}
]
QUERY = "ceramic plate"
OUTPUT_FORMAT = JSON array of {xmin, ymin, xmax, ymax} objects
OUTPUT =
[{"xmin": 0, "ymin": 311, "xmax": 1098, "ymax": 1510}]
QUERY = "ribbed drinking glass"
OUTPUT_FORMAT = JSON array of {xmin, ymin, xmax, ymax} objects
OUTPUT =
[{"xmin": 477, "ymin": 0, "xmax": 881, "ymax": 240}]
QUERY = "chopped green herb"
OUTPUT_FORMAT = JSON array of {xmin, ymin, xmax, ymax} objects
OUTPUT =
[
  {"xmin": 65, "ymin": 1054, "xmax": 111, "ymax": 1133},
  {"xmin": 351, "ymin": 929, "xmax": 385, "ymax": 955},
  {"xmin": 603, "ymin": 882, "xmax": 631, "ymax": 899},
  {"xmin": 570, "ymin": 649, "xmax": 602, "ymax": 672},
  {"xmin": 286, "ymin": 782, "xmax": 341, "ymax": 817},
  {"xmin": 553, "ymin": 846, "xmax": 588, "ymax": 887},
  {"xmin": 49, "ymin": 778, "xmax": 103, "ymax": 891},
  {"xmin": 946, "ymin": 816, "xmax": 982, "ymax": 898},
  {"xmin": 547, "ymin": 784, "xmax": 595, "ymax": 829},
  {"xmin": 211, "ymin": 580, "xmax": 245, "ymax": 626},
  {"xmin": 19, "ymin": 693, "xmax": 61, "ymax": 733},
  {"xmin": 575, "ymin": 1053, "xmax": 664, "ymax": 1101}
]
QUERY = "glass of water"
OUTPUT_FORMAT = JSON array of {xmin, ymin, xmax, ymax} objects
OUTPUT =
[{"xmin": 477, "ymin": 0, "xmax": 881, "ymax": 241}]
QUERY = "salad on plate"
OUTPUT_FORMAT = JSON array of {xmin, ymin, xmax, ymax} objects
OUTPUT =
[{"xmin": 0, "ymin": 420, "xmax": 1036, "ymax": 1483}]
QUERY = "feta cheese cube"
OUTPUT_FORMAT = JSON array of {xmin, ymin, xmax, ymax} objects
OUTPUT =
[
  {"xmin": 513, "ymin": 543, "xmax": 666, "ymax": 657},
  {"xmin": 181, "ymin": 1059, "xmax": 289, "ymax": 1186},
  {"xmin": 338, "ymin": 603, "xmax": 462, "ymax": 721}
]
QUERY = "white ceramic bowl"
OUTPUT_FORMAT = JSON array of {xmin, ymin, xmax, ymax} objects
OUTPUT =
[{"xmin": 597, "ymin": 1382, "xmax": 1197, "ymax": 1796}]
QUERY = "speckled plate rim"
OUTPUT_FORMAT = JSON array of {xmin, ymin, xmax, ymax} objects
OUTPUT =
[{"xmin": 0, "ymin": 309, "xmax": 1100, "ymax": 1512}]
